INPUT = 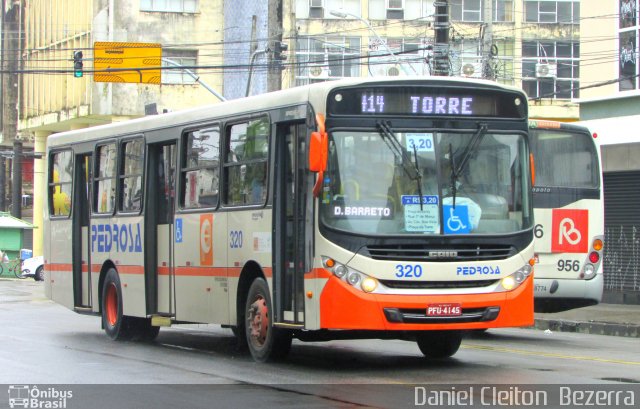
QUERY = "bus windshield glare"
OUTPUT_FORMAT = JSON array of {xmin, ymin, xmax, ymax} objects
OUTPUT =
[{"xmin": 321, "ymin": 129, "xmax": 530, "ymax": 235}]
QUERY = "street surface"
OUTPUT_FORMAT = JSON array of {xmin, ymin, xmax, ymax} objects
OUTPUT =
[{"xmin": 1, "ymin": 279, "xmax": 638, "ymax": 408}]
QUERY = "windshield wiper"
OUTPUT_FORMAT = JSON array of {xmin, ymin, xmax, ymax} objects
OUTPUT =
[
  {"xmin": 412, "ymin": 144, "xmax": 424, "ymax": 210},
  {"xmin": 449, "ymin": 122, "xmax": 488, "ymax": 207},
  {"xmin": 377, "ymin": 121, "xmax": 424, "ymax": 209}
]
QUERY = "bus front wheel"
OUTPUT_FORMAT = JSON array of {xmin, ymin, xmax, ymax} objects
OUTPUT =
[
  {"xmin": 101, "ymin": 268, "xmax": 134, "ymax": 341},
  {"xmin": 416, "ymin": 330, "xmax": 463, "ymax": 359},
  {"xmin": 244, "ymin": 277, "xmax": 292, "ymax": 362}
]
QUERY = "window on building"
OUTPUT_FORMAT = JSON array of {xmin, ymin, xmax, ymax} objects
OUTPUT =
[
  {"xmin": 296, "ymin": 36, "xmax": 361, "ymax": 85},
  {"xmin": 140, "ymin": 0, "xmax": 197, "ymax": 13},
  {"xmin": 162, "ymin": 50, "xmax": 197, "ymax": 84},
  {"xmin": 94, "ymin": 143, "xmax": 117, "ymax": 214},
  {"xmin": 119, "ymin": 139, "xmax": 144, "ymax": 213},
  {"xmin": 451, "ymin": 0, "xmax": 482, "ymax": 22},
  {"xmin": 49, "ymin": 150, "xmax": 73, "ymax": 217},
  {"xmin": 494, "ymin": 0, "xmax": 513, "ymax": 22},
  {"xmin": 181, "ymin": 125, "xmax": 220, "ymax": 209},
  {"xmin": 223, "ymin": 118, "xmax": 270, "ymax": 206},
  {"xmin": 525, "ymin": 1, "xmax": 579, "ymax": 24},
  {"xmin": 522, "ymin": 40, "xmax": 579, "ymax": 99}
]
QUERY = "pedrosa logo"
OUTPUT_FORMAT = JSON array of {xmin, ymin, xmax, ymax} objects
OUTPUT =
[{"xmin": 551, "ymin": 209, "xmax": 588, "ymax": 253}]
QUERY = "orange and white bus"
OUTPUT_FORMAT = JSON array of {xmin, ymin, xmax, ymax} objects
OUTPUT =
[
  {"xmin": 45, "ymin": 77, "xmax": 535, "ymax": 362},
  {"xmin": 529, "ymin": 120, "xmax": 604, "ymax": 312}
]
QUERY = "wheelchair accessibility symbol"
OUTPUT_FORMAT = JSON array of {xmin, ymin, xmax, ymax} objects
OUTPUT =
[{"xmin": 443, "ymin": 205, "xmax": 471, "ymax": 234}]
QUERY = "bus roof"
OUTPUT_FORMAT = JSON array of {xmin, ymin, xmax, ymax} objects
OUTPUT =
[
  {"xmin": 47, "ymin": 77, "xmax": 527, "ymax": 148},
  {"xmin": 576, "ymin": 115, "xmax": 640, "ymax": 146},
  {"xmin": 529, "ymin": 120, "xmax": 590, "ymax": 134}
]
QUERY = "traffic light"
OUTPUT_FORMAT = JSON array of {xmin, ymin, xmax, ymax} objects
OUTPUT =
[
  {"xmin": 272, "ymin": 41, "xmax": 288, "ymax": 67},
  {"xmin": 73, "ymin": 51, "xmax": 83, "ymax": 78}
]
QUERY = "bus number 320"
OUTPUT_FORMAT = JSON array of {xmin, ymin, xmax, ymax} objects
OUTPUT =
[
  {"xmin": 229, "ymin": 230, "xmax": 243, "ymax": 248},
  {"xmin": 395, "ymin": 264, "xmax": 423, "ymax": 278}
]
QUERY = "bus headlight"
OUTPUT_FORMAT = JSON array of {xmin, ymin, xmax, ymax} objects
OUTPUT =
[
  {"xmin": 361, "ymin": 277, "xmax": 378, "ymax": 293},
  {"xmin": 347, "ymin": 272, "xmax": 360, "ymax": 286},
  {"xmin": 497, "ymin": 262, "xmax": 533, "ymax": 292},
  {"xmin": 321, "ymin": 256, "xmax": 378, "ymax": 293}
]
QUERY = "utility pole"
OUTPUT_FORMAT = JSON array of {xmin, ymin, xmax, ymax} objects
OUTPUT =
[
  {"xmin": 481, "ymin": 0, "xmax": 495, "ymax": 80},
  {"xmin": 2, "ymin": 0, "xmax": 22, "ymax": 217},
  {"xmin": 267, "ymin": 0, "xmax": 283, "ymax": 92},
  {"xmin": 1, "ymin": 0, "xmax": 8, "ymax": 211},
  {"xmin": 433, "ymin": 1, "xmax": 449, "ymax": 76}
]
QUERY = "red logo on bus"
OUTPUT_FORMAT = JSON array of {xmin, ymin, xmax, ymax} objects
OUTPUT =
[
  {"xmin": 200, "ymin": 214, "xmax": 214, "ymax": 266},
  {"xmin": 551, "ymin": 209, "xmax": 588, "ymax": 253}
]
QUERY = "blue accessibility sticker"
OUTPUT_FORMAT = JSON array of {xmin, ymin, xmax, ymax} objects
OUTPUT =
[{"xmin": 443, "ymin": 204, "xmax": 471, "ymax": 234}]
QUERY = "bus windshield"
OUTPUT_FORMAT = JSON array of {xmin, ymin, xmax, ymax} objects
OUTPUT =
[
  {"xmin": 530, "ymin": 130, "xmax": 600, "ymax": 189},
  {"xmin": 321, "ymin": 128, "xmax": 530, "ymax": 235}
]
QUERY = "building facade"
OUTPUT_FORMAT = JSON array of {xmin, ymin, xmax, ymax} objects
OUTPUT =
[{"xmin": 286, "ymin": 0, "xmax": 580, "ymax": 120}]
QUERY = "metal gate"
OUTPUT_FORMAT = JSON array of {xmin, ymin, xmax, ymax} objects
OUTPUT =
[{"xmin": 603, "ymin": 171, "xmax": 640, "ymax": 304}]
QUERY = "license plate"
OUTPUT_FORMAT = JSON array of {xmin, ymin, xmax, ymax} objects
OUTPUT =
[{"xmin": 426, "ymin": 303, "xmax": 462, "ymax": 317}]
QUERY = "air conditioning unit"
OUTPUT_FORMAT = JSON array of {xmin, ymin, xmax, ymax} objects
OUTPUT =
[
  {"xmin": 461, "ymin": 62, "xmax": 483, "ymax": 78},
  {"xmin": 308, "ymin": 64, "xmax": 329, "ymax": 79},
  {"xmin": 535, "ymin": 63, "xmax": 557, "ymax": 78},
  {"xmin": 386, "ymin": 0, "xmax": 404, "ymax": 10},
  {"xmin": 310, "ymin": 0, "xmax": 323, "ymax": 8}
]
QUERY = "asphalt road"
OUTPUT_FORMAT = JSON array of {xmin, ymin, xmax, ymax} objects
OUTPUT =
[{"xmin": 1, "ymin": 279, "xmax": 638, "ymax": 409}]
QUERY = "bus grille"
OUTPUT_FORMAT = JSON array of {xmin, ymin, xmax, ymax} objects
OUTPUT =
[
  {"xmin": 364, "ymin": 244, "xmax": 516, "ymax": 262},
  {"xmin": 379, "ymin": 279, "xmax": 499, "ymax": 290}
]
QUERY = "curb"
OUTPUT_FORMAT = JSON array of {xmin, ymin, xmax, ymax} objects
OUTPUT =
[{"xmin": 534, "ymin": 318, "xmax": 640, "ymax": 338}]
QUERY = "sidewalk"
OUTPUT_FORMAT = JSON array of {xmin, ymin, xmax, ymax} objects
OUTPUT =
[{"xmin": 534, "ymin": 303, "xmax": 640, "ymax": 338}]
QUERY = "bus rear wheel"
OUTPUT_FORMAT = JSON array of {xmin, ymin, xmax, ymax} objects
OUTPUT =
[
  {"xmin": 101, "ymin": 268, "xmax": 134, "ymax": 341},
  {"xmin": 416, "ymin": 330, "xmax": 463, "ymax": 359},
  {"xmin": 244, "ymin": 277, "xmax": 292, "ymax": 362}
]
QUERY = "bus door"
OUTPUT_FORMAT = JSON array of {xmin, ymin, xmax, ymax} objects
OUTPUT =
[
  {"xmin": 272, "ymin": 122, "xmax": 311, "ymax": 325},
  {"xmin": 145, "ymin": 142, "xmax": 177, "ymax": 317},
  {"xmin": 72, "ymin": 153, "xmax": 92, "ymax": 309}
]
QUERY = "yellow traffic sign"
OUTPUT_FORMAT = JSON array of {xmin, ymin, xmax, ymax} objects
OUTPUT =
[{"xmin": 93, "ymin": 42, "xmax": 162, "ymax": 84}]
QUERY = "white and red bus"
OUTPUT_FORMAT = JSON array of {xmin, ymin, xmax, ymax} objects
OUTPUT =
[
  {"xmin": 529, "ymin": 120, "xmax": 604, "ymax": 312},
  {"xmin": 45, "ymin": 77, "xmax": 535, "ymax": 362}
]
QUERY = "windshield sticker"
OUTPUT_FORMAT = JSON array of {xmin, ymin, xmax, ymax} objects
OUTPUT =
[
  {"xmin": 443, "ymin": 204, "xmax": 471, "ymax": 234},
  {"xmin": 402, "ymin": 195, "xmax": 440, "ymax": 233},
  {"xmin": 405, "ymin": 133, "xmax": 435, "ymax": 152},
  {"xmin": 332, "ymin": 204, "xmax": 393, "ymax": 219}
]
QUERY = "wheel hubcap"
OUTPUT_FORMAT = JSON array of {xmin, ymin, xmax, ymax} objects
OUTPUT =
[
  {"xmin": 105, "ymin": 283, "xmax": 118, "ymax": 327},
  {"xmin": 247, "ymin": 295, "xmax": 268, "ymax": 347}
]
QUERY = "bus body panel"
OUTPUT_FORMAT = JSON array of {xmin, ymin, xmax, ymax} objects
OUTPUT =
[
  {"xmin": 173, "ymin": 212, "xmax": 227, "ymax": 324},
  {"xmin": 48, "ymin": 219, "xmax": 74, "ymax": 310}
]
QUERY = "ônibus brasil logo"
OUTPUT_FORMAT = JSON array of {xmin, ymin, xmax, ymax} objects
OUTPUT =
[{"xmin": 8, "ymin": 385, "xmax": 72, "ymax": 408}]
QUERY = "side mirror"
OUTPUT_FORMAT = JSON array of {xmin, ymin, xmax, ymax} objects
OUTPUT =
[{"xmin": 309, "ymin": 114, "xmax": 327, "ymax": 173}]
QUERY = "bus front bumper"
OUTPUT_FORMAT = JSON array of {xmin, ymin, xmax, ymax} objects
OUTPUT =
[{"xmin": 319, "ymin": 275, "xmax": 534, "ymax": 331}]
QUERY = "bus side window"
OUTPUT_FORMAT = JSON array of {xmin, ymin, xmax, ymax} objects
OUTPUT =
[
  {"xmin": 181, "ymin": 126, "xmax": 220, "ymax": 209},
  {"xmin": 49, "ymin": 150, "xmax": 73, "ymax": 217},
  {"xmin": 94, "ymin": 143, "xmax": 117, "ymax": 214},
  {"xmin": 223, "ymin": 118, "xmax": 269, "ymax": 206}
]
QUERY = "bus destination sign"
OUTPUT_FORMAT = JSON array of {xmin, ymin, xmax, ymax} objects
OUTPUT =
[{"xmin": 328, "ymin": 86, "xmax": 526, "ymax": 119}]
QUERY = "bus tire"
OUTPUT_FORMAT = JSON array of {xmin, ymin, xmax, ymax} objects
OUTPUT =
[
  {"xmin": 416, "ymin": 330, "xmax": 463, "ymax": 359},
  {"xmin": 101, "ymin": 268, "xmax": 134, "ymax": 341},
  {"xmin": 244, "ymin": 277, "xmax": 292, "ymax": 362}
]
